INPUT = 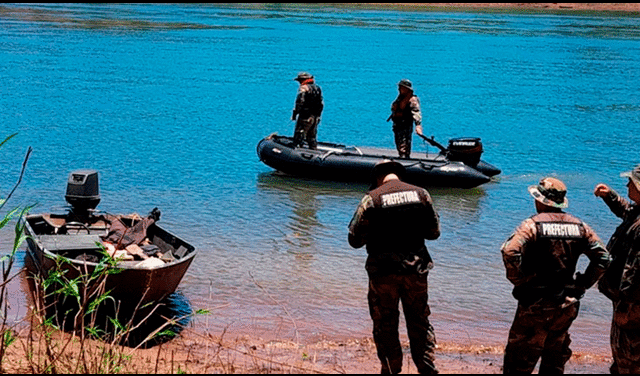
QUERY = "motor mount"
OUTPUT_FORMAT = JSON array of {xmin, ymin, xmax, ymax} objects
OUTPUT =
[
  {"xmin": 65, "ymin": 169, "xmax": 100, "ymax": 212},
  {"xmin": 447, "ymin": 138, "xmax": 483, "ymax": 167}
]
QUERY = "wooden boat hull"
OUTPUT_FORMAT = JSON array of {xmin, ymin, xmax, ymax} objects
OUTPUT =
[
  {"xmin": 257, "ymin": 134, "xmax": 500, "ymax": 189},
  {"xmin": 23, "ymin": 214, "xmax": 196, "ymax": 310}
]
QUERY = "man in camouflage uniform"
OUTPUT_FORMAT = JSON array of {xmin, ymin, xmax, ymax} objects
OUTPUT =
[
  {"xmin": 595, "ymin": 164, "xmax": 640, "ymax": 374},
  {"xmin": 348, "ymin": 160, "xmax": 441, "ymax": 374},
  {"xmin": 387, "ymin": 79, "xmax": 423, "ymax": 159},
  {"xmin": 291, "ymin": 72, "xmax": 323, "ymax": 150},
  {"xmin": 501, "ymin": 177, "xmax": 611, "ymax": 374}
]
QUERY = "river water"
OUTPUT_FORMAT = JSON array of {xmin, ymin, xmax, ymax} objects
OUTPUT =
[{"xmin": 1, "ymin": 4, "xmax": 639, "ymax": 354}]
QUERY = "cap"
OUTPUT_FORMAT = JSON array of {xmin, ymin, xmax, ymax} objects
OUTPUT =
[
  {"xmin": 528, "ymin": 177, "xmax": 568, "ymax": 209},
  {"xmin": 621, "ymin": 164, "xmax": 640, "ymax": 191},
  {"xmin": 397, "ymin": 79, "xmax": 413, "ymax": 90},
  {"xmin": 370, "ymin": 160, "xmax": 405, "ymax": 190},
  {"xmin": 294, "ymin": 72, "xmax": 313, "ymax": 81}
]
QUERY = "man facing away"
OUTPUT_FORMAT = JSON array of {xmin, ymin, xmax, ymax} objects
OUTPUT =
[
  {"xmin": 500, "ymin": 177, "xmax": 611, "ymax": 373},
  {"xmin": 348, "ymin": 160, "xmax": 441, "ymax": 374},
  {"xmin": 595, "ymin": 164, "xmax": 640, "ymax": 374},
  {"xmin": 291, "ymin": 71, "xmax": 323, "ymax": 150},
  {"xmin": 388, "ymin": 79, "xmax": 423, "ymax": 159}
]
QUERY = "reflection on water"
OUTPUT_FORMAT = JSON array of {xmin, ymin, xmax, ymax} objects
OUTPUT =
[
  {"xmin": 255, "ymin": 172, "xmax": 489, "ymax": 258},
  {"xmin": 257, "ymin": 172, "xmax": 366, "ymax": 253}
]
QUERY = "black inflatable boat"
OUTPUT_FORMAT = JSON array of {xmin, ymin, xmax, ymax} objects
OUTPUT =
[{"xmin": 257, "ymin": 134, "xmax": 501, "ymax": 189}]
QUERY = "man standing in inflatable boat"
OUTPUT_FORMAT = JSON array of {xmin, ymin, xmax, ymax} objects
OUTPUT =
[
  {"xmin": 291, "ymin": 71, "xmax": 324, "ymax": 150},
  {"xmin": 388, "ymin": 79, "xmax": 423, "ymax": 159}
]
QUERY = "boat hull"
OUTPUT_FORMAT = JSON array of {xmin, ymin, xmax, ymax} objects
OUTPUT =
[
  {"xmin": 23, "ymin": 214, "xmax": 196, "ymax": 311},
  {"xmin": 257, "ymin": 134, "xmax": 499, "ymax": 189}
]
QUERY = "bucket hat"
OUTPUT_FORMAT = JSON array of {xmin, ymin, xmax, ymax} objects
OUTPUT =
[
  {"xmin": 621, "ymin": 164, "xmax": 640, "ymax": 191},
  {"xmin": 294, "ymin": 72, "xmax": 313, "ymax": 81},
  {"xmin": 528, "ymin": 177, "xmax": 568, "ymax": 209},
  {"xmin": 397, "ymin": 79, "xmax": 413, "ymax": 90},
  {"xmin": 370, "ymin": 160, "xmax": 405, "ymax": 190}
]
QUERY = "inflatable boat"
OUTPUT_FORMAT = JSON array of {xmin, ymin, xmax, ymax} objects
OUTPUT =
[{"xmin": 256, "ymin": 133, "xmax": 501, "ymax": 189}]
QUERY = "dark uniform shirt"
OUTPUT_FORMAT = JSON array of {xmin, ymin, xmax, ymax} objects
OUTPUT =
[
  {"xmin": 598, "ymin": 189, "xmax": 640, "ymax": 302},
  {"xmin": 348, "ymin": 179, "xmax": 440, "ymax": 276},
  {"xmin": 293, "ymin": 81, "xmax": 323, "ymax": 119},
  {"xmin": 501, "ymin": 211, "xmax": 610, "ymax": 305}
]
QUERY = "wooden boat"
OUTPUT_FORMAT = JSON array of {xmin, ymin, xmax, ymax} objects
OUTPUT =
[
  {"xmin": 22, "ymin": 170, "xmax": 196, "ymax": 314},
  {"xmin": 257, "ymin": 133, "xmax": 501, "ymax": 189}
]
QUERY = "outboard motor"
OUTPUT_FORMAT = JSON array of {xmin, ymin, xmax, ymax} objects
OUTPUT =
[
  {"xmin": 447, "ymin": 138, "xmax": 483, "ymax": 167},
  {"xmin": 65, "ymin": 169, "xmax": 100, "ymax": 214}
]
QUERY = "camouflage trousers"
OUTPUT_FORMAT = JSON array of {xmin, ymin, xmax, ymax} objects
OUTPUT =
[
  {"xmin": 293, "ymin": 115, "xmax": 320, "ymax": 149},
  {"xmin": 392, "ymin": 123, "xmax": 413, "ymax": 159},
  {"xmin": 609, "ymin": 300, "xmax": 640, "ymax": 374},
  {"xmin": 368, "ymin": 273, "xmax": 437, "ymax": 374},
  {"xmin": 503, "ymin": 297, "xmax": 580, "ymax": 374}
]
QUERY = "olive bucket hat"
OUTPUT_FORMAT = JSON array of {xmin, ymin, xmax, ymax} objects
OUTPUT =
[
  {"xmin": 294, "ymin": 72, "xmax": 313, "ymax": 81},
  {"xmin": 621, "ymin": 164, "xmax": 640, "ymax": 191},
  {"xmin": 397, "ymin": 79, "xmax": 413, "ymax": 90},
  {"xmin": 370, "ymin": 160, "xmax": 405, "ymax": 190},
  {"xmin": 528, "ymin": 177, "xmax": 569, "ymax": 209}
]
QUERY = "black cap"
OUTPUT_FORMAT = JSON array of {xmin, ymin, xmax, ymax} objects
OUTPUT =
[{"xmin": 370, "ymin": 160, "xmax": 405, "ymax": 190}]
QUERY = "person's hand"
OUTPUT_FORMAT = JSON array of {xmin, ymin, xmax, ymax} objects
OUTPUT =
[
  {"xmin": 594, "ymin": 184, "xmax": 611, "ymax": 198},
  {"xmin": 415, "ymin": 126, "xmax": 423, "ymax": 136}
]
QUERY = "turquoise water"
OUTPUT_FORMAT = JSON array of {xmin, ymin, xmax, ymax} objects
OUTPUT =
[{"xmin": 1, "ymin": 4, "xmax": 640, "ymax": 352}]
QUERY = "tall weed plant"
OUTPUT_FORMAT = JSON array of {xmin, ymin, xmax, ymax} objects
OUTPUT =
[{"xmin": 0, "ymin": 133, "xmax": 32, "ymax": 372}]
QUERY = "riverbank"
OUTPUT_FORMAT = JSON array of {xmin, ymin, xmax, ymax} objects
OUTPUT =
[
  {"xmin": 341, "ymin": 3, "xmax": 640, "ymax": 14},
  {"xmin": 131, "ymin": 329, "xmax": 613, "ymax": 374},
  {"xmin": 0, "ymin": 326, "xmax": 612, "ymax": 374}
]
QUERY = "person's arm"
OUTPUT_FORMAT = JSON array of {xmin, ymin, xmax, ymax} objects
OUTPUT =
[
  {"xmin": 411, "ymin": 96, "xmax": 423, "ymax": 135},
  {"xmin": 574, "ymin": 223, "xmax": 611, "ymax": 295},
  {"xmin": 292, "ymin": 86, "xmax": 307, "ymax": 120},
  {"xmin": 595, "ymin": 183, "xmax": 633, "ymax": 220},
  {"xmin": 501, "ymin": 218, "xmax": 536, "ymax": 286},
  {"xmin": 348, "ymin": 195, "xmax": 374, "ymax": 249},
  {"xmin": 421, "ymin": 189, "xmax": 440, "ymax": 240}
]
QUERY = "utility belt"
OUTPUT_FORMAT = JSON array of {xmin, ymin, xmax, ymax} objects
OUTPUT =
[
  {"xmin": 297, "ymin": 109, "xmax": 321, "ymax": 118},
  {"xmin": 513, "ymin": 284, "xmax": 583, "ymax": 307},
  {"xmin": 365, "ymin": 246, "xmax": 432, "ymax": 276}
]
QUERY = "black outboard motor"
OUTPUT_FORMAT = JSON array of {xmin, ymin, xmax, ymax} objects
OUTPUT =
[
  {"xmin": 447, "ymin": 138, "xmax": 483, "ymax": 167},
  {"xmin": 65, "ymin": 169, "xmax": 100, "ymax": 214}
]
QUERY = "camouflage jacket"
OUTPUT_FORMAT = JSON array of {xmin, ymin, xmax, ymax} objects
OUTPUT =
[
  {"xmin": 501, "ymin": 211, "xmax": 610, "ymax": 304},
  {"xmin": 390, "ymin": 94, "xmax": 422, "ymax": 127},
  {"xmin": 348, "ymin": 179, "xmax": 440, "ymax": 276},
  {"xmin": 293, "ymin": 81, "xmax": 323, "ymax": 118},
  {"xmin": 598, "ymin": 189, "xmax": 640, "ymax": 302}
]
